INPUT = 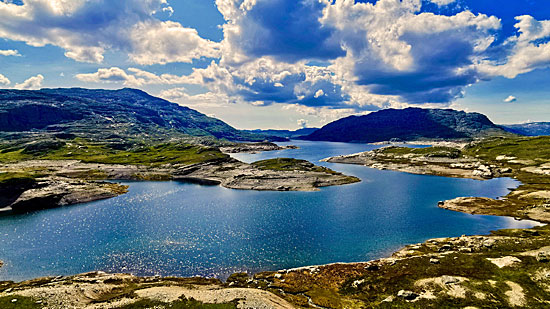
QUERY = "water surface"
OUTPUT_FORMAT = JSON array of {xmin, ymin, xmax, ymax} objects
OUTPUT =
[{"xmin": 0, "ymin": 140, "xmax": 538, "ymax": 281}]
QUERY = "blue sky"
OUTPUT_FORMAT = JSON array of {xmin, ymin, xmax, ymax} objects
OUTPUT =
[{"xmin": 1, "ymin": 0, "xmax": 550, "ymax": 129}]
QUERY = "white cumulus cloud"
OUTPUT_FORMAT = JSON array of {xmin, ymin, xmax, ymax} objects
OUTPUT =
[
  {"xmin": 429, "ymin": 0, "xmax": 456, "ymax": 6},
  {"xmin": 14, "ymin": 74, "xmax": 44, "ymax": 90},
  {"xmin": 504, "ymin": 95, "xmax": 517, "ymax": 103},
  {"xmin": 0, "ymin": 49, "xmax": 20, "ymax": 56},
  {"xmin": 0, "ymin": 73, "xmax": 10, "ymax": 85},
  {"xmin": 0, "ymin": 0, "xmax": 219, "ymax": 64},
  {"xmin": 478, "ymin": 15, "xmax": 550, "ymax": 79}
]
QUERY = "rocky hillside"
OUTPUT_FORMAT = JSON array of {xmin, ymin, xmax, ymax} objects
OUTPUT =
[
  {"xmin": 0, "ymin": 88, "xmax": 269, "ymax": 142},
  {"xmin": 301, "ymin": 107, "xmax": 510, "ymax": 143},
  {"xmin": 503, "ymin": 122, "xmax": 550, "ymax": 136},
  {"xmin": 245, "ymin": 127, "xmax": 318, "ymax": 139}
]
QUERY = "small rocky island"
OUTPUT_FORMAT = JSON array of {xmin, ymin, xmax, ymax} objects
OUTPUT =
[{"xmin": 0, "ymin": 140, "xmax": 359, "ymax": 214}]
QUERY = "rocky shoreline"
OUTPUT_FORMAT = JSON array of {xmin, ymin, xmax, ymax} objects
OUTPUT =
[
  {"xmin": 1, "ymin": 224, "xmax": 549, "ymax": 308},
  {"xmin": 323, "ymin": 141, "xmax": 550, "ymax": 223},
  {"xmin": 220, "ymin": 142, "xmax": 299, "ymax": 154},
  {"xmin": 2, "ymin": 137, "xmax": 550, "ymax": 307},
  {"xmin": 0, "ymin": 156, "xmax": 359, "ymax": 214}
]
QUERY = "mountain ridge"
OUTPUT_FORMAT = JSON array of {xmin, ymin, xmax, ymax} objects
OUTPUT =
[
  {"xmin": 502, "ymin": 122, "xmax": 550, "ymax": 136},
  {"xmin": 0, "ymin": 88, "xmax": 273, "ymax": 142},
  {"xmin": 301, "ymin": 107, "xmax": 511, "ymax": 143}
]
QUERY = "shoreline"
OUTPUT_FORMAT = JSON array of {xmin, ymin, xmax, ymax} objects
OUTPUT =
[
  {"xmin": 2, "ymin": 138, "xmax": 550, "ymax": 307},
  {"xmin": 0, "ymin": 156, "xmax": 359, "ymax": 215}
]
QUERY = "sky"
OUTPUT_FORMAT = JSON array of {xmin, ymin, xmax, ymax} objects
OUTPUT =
[{"xmin": 0, "ymin": 0, "xmax": 550, "ymax": 129}]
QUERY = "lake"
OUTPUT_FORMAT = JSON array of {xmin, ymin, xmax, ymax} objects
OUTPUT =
[{"xmin": 0, "ymin": 140, "xmax": 539, "ymax": 281}]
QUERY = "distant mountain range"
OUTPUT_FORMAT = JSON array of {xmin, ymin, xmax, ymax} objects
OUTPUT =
[
  {"xmin": 301, "ymin": 107, "xmax": 510, "ymax": 143},
  {"xmin": 502, "ymin": 122, "xmax": 550, "ymax": 136},
  {"xmin": 0, "ymin": 88, "xmax": 272, "ymax": 142},
  {"xmin": 245, "ymin": 128, "xmax": 318, "ymax": 139}
]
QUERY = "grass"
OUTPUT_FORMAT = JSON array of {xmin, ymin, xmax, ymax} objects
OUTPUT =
[
  {"xmin": 118, "ymin": 297, "xmax": 237, "ymax": 309},
  {"xmin": 462, "ymin": 136, "xmax": 550, "ymax": 162},
  {"xmin": 0, "ymin": 295, "xmax": 41, "ymax": 308},
  {"xmin": 382, "ymin": 146, "xmax": 461, "ymax": 159},
  {"xmin": 252, "ymin": 158, "xmax": 341, "ymax": 175},
  {"xmin": 0, "ymin": 138, "xmax": 229, "ymax": 167}
]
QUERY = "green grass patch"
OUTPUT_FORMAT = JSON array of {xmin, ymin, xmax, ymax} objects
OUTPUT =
[
  {"xmin": 0, "ymin": 138, "xmax": 229, "ymax": 167},
  {"xmin": 0, "ymin": 295, "xmax": 42, "ymax": 309},
  {"xmin": 252, "ymin": 158, "xmax": 340, "ymax": 175},
  {"xmin": 381, "ymin": 146, "xmax": 462, "ymax": 158},
  {"xmin": 463, "ymin": 136, "xmax": 550, "ymax": 163}
]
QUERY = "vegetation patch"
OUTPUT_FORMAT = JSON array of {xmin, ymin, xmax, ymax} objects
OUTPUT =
[
  {"xmin": 0, "ymin": 295, "xmax": 41, "ymax": 309},
  {"xmin": 0, "ymin": 138, "xmax": 229, "ymax": 167},
  {"xmin": 252, "ymin": 158, "xmax": 340, "ymax": 175}
]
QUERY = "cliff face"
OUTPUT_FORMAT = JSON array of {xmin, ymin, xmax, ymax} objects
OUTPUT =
[{"xmin": 302, "ymin": 107, "xmax": 510, "ymax": 143}]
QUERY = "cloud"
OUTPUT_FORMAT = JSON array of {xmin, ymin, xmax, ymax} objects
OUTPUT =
[
  {"xmin": 0, "ymin": 0, "xmax": 219, "ymax": 64},
  {"xmin": 32, "ymin": 0, "xmax": 550, "ymax": 122},
  {"xmin": 159, "ymin": 87, "xmax": 234, "ymax": 108},
  {"xmin": 0, "ymin": 73, "xmax": 10, "ymax": 85},
  {"xmin": 0, "ymin": 49, "xmax": 20, "ymax": 56},
  {"xmin": 75, "ymin": 67, "xmax": 196, "ymax": 86},
  {"xmin": 323, "ymin": 0, "xmax": 501, "ymax": 104},
  {"xmin": 478, "ymin": 15, "xmax": 550, "ymax": 79},
  {"xmin": 297, "ymin": 119, "xmax": 308, "ymax": 128},
  {"xmin": 14, "ymin": 74, "xmax": 43, "ymax": 90},
  {"xmin": 186, "ymin": 58, "xmax": 352, "ymax": 109},
  {"xmin": 504, "ymin": 95, "xmax": 517, "ymax": 103},
  {"xmin": 429, "ymin": 0, "xmax": 456, "ymax": 6},
  {"xmin": 128, "ymin": 20, "xmax": 220, "ymax": 65},
  {"xmin": 217, "ymin": 0, "xmax": 344, "ymax": 64},
  {"xmin": 188, "ymin": 0, "xmax": 504, "ymax": 114}
]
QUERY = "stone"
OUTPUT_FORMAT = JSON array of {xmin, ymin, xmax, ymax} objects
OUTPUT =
[
  {"xmin": 487, "ymin": 256, "xmax": 522, "ymax": 268},
  {"xmin": 430, "ymin": 258, "xmax": 440, "ymax": 264},
  {"xmin": 536, "ymin": 252, "xmax": 549, "ymax": 263},
  {"xmin": 441, "ymin": 276, "xmax": 460, "ymax": 285},
  {"xmin": 397, "ymin": 290, "xmax": 418, "ymax": 301},
  {"xmin": 483, "ymin": 239, "xmax": 496, "ymax": 248},
  {"xmin": 382, "ymin": 296, "xmax": 394, "ymax": 302}
]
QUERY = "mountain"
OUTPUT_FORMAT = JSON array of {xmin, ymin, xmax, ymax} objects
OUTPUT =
[
  {"xmin": 502, "ymin": 122, "xmax": 550, "ymax": 136},
  {"xmin": 0, "ymin": 88, "xmax": 270, "ymax": 142},
  {"xmin": 301, "ymin": 107, "xmax": 509, "ymax": 143},
  {"xmin": 245, "ymin": 128, "xmax": 318, "ymax": 139}
]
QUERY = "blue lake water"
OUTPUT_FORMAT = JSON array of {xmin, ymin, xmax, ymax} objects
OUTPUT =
[{"xmin": 0, "ymin": 140, "xmax": 539, "ymax": 281}]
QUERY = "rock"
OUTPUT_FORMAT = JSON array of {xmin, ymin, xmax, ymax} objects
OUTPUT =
[
  {"xmin": 429, "ymin": 258, "xmax": 440, "ymax": 264},
  {"xmin": 397, "ymin": 290, "xmax": 418, "ymax": 301},
  {"xmin": 366, "ymin": 264, "xmax": 380, "ymax": 271},
  {"xmin": 382, "ymin": 296, "xmax": 394, "ymax": 302},
  {"xmin": 487, "ymin": 256, "xmax": 522, "ymax": 268},
  {"xmin": 441, "ymin": 276, "xmax": 460, "ymax": 285},
  {"xmin": 536, "ymin": 252, "xmax": 549, "ymax": 262},
  {"xmin": 483, "ymin": 239, "xmax": 496, "ymax": 248},
  {"xmin": 351, "ymin": 279, "xmax": 365, "ymax": 288},
  {"xmin": 11, "ymin": 299, "xmax": 17, "ymax": 303},
  {"xmin": 439, "ymin": 244, "xmax": 452, "ymax": 252}
]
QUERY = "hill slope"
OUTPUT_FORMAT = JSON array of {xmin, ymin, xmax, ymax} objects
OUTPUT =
[
  {"xmin": 301, "ymin": 108, "xmax": 509, "ymax": 143},
  {"xmin": 502, "ymin": 122, "xmax": 550, "ymax": 136},
  {"xmin": 0, "ymin": 88, "xmax": 267, "ymax": 142},
  {"xmin": 244, "ymin": 127, "xmax": 318, "ymax": 139}
]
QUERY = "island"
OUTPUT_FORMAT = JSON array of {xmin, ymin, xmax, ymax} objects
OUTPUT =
[
  {"xmin": 2, "ymin": 135, "xmax": 550, "ymax": 308},
  {"xmin": 0, "ymin": 139, "xmax": 359, "ymax": 214}
]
